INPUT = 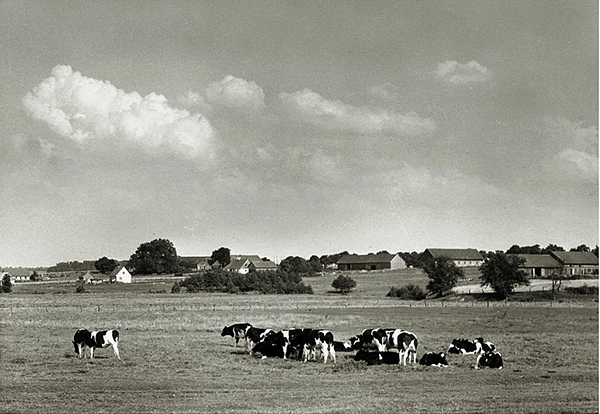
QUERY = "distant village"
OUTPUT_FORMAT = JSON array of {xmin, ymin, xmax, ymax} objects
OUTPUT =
[{"xmin": 2, "ymin": 243, "xmax": 598, "ymax": 286}]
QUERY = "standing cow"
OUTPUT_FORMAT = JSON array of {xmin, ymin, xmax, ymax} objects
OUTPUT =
[{"xmin": 73, "ymin": 328, "xmax": 120, "ymax": 359}]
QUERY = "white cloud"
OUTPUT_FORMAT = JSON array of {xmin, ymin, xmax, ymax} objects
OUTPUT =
[
  {"xmin": 368, "ymin": 82, "xmax": 398, "ymax": 100},
  {"xmin": 556, "ymin": 149, "xmax": 598, "ymax": 181},
  {"xmin": 308, "ymin": 152, "xmax": 347, "ymax": 184},
  {"xmin": 437, "ymin": 60, "xmax": 492, "ymax": 84},
  {"xmin": 179, "ymin": 75, "xmax": 265, "ymax": 112},
  {"xmin": 22, "ymin": 65, "xmax": 215, "ymax": 159},
  {"xmin": 279, "ymin": 89, "xmax": 434, "ymax": 135},
  {"xmin": 542, "ymin": 116, "xmax": 598, "ymax": 154}
]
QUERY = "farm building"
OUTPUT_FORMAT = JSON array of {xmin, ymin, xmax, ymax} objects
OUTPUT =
[
  {"xmin": 549, "ymin": 251, "xmax": 599, "ymax": 276},
  {"xmin": 420, "ymin": 248, "xmax": 484, "ymax": 267},
  {"xmin": 517, "ymin": 254, "xmax": 561, "ymax": 277},
  {"xmin": 77, "ymin": 271, "xmax": 104, "ymax": 284},
  {"xmin": 109, "ymin": 266, "xmax": 132, "ymax": 283},
  {"xmin": 336, "ymin": 253, "xmax": 406, "ymax": 271},
  {"xmin": 224, "ymin": 255, "xmax": 278, "ymax": 274},
  {"xmin": 179, "ymin": 256, "xmax": 213, "ymax": 271}
]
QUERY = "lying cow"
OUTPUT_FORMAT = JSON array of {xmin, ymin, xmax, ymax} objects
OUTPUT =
[
  {"xmin": 448, "ymin": 338, "xmax": 496, "ymax": 355},
  {"xmin": 475, "ymin": 351, "xmax": 503, "ymax": 369},
  {"xmin": 354, "ymin": 350, "xmax": 400, "ymax": 365},
  {"xmin": 385, "ymin": 329, "xmax": 419, "ymax": 365},
  {"xmin": 419, "ymin": 352, "xmax": 449, "ymax": 367},
  {"xmin": 244, "ymin": 327, "xmax": 273, "ymax": 354},
  {"xmin": 73, "ymin": 328, "xmax": 120, "ymax": 359},
  {"xmin": 221, "ymin": 323, "xmax": 252, "ymax": 346},
  {"xmin": 333, "ymin": 340, "xmax": 353, "ymax": 352}
]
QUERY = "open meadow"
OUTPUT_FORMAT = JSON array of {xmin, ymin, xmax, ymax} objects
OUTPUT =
[{"xmin": 0, "ymin": 270, "xmax": 598, "ymax": 413}]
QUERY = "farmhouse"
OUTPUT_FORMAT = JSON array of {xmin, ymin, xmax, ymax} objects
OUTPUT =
[
  {"xmin": 224, "ymin": 255, "xmax": 278, "ymax": 274},
  {"xmin": 517, "ymin": 254, "xmax": 560, "ymax": 277},
  {"xmin": 548, "ymin": 251, "xmax": 599, "ymax": 276},
  {"xmin": 179, "ymin": 256, "xmax": 213, "ymax": 271},
  {"xmin": 77, "ymin": 271, "xmax": 104, "ymax": 284},
  {"xmin": 109, "ymin": 266, "xmax": 132, "ymax": 283},
  {"xmin": 336, "ymin": 253, "xmax": 406, "ymax": 271},
  {"xmin": 420, "ymin": 248, "xmax": 484, "ymax": 267}
]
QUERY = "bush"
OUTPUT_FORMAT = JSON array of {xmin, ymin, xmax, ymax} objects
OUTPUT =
[
  {"xmin": 387, "ymin": 284, "xmax": 426, "ymax": 300},
  {"xmin": 75, "ymin": 282, "xmax": 87, "ymax": 293},
  {"xmin": 178, "ymin": 269, "xmax": 313, "ymax": 294},
  {"xmin": 1, "ymin": 274, "xmax": 12, "ymax": 293},
  {"xmin": 331, "ymin": 275, "xmax": 356, "ymax": 294},
  {"xmin": 565, "ymin": 285, "xmax": 598, "ymax": 295}
]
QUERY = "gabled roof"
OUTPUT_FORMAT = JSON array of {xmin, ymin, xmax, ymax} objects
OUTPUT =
[
  {"xmin": 422, "ymin": 248, "xmax": 483, "ymax": 261},
  {"xmin": 517, "ymin": 254, "xmax": 560, "ymax": 268},
  {"xmin": 549, "ymin": 251, "xmax": 599, "ymax": 265},
  {"xmin": 250, "ymin": 260, "xmax": 278, "ymax": 270},
  {"xmin": 223, "ymin": 258, "xmax": 251, "ymax": 271},
  {"xmin": 109, "ymin": 266, "xmax": 129, "ymax": 277},
  {"xmin": 337, "ymin": 253, "xmax": 398, "ymax": 264}
]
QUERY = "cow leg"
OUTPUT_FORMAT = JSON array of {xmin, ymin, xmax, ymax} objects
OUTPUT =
[
  {"xmin": 329, "ymin": 346, "xmax": 336, "ymax": 363},
  {"xmin": 112, "ymin": 343, "xmax": 120, "ymax": 359},
  {"xmin": 90, "ymin": 347, "xmax": 95, "ymax": 360},
  {"xmin": 77, "ymin": 344, "xmax": 84, "ymax": 359},
  {"xmin": 322, "ymin": 344, "xmax": 329, "ymax": 363}
]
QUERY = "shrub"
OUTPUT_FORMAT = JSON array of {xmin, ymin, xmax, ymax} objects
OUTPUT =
[
  {"xmin": 387, "ymin": 284, "xmax": 426, "ymax": 300},
  {"xmin": 1, "ymin": 274, "xmax": 12, "ymax": 293},
  {"xmin": 331, "ymin": 275, "xmax": 356, "ymax": 294},
  {"xmin": 565, "ymin": 285, "xmax": 598, "ymax": 295}
]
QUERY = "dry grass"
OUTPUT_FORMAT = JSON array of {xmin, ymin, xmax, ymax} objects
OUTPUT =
[{"xmin": 0, "ymin": 272, "xmax": 598, "ymax": 413}]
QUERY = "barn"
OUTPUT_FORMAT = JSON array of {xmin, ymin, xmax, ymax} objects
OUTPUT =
[
  {"xmin": 420, "ymin": 248, "xmax": 484, "ymax": 267},
  {"xmin": 336, "ymin": 253, "xmax": 406, "ymax": 271},
  {"xmin": 549, "ymin": 251, "xmax": 599, "ymax": 276},
  {"xmin": 109, "ymin": 266, "xmax": 132, "ymax": 283},
  {"xmin": 224, "ymin": 255, "xmax": 278, "ymax": 274},
  {"xmin": 517, "ymin": 254, "xmax": 561, "ymax": 277}
]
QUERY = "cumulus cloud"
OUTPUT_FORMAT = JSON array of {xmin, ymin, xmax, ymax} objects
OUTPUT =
[
  {"xmin": 22, "ymin": 65, "xmax": 215, "ymax": 158},
  {"xmin": 437, "ymin": 60, "xmax": 492, "ymax": 84},
  {"xmin": 179, "ymin": 75, "xmax": 265, "ymax": 112},
  {"xmin": 556, "ymin": 149, "xmax": 598, "ymax": 181},
  {"xmin": 279, "ymin": 89, "xmax": 434, "ymax": 135}
]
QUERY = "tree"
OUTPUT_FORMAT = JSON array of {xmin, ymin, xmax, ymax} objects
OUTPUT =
[
  {"xmin": 423, "ymin": 256, "xmax": 464, "ymax": 298},
  {"xmin": 129, "ymin": 238, "xmax": 180, "ymax": 275},
  {"xmin": 308, "ymin": 255, "xmax": 323, "ymax": 273},
  {"xmin": 570, "ymin": 244, "xmax": 590, "ymax": 252},
  {"xmin": 210, "ymin": 247, "xmax": 231, "ymax": 268},
  {"xmin": 279, "ymin": 256, "xmax": 314, "ymax": 276},
  {"xmin": 95, "ymin": 257, "xmax": 120, "ymax": 274},
  {"xmin": 331, "ymin": 274, "xmax": 356, "ymax": 294},
  {"xmin": 1, "ymin": 274, "xmax": 12, "ymax": 293},
  {"xmin": 479, "ymin": 252, "xmax": 529, "ymax": 299}
]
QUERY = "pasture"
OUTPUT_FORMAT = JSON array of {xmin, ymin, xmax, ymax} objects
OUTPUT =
[{"xmin": 0, "ymin": 271, "xmax": 598, "ymax": 413}]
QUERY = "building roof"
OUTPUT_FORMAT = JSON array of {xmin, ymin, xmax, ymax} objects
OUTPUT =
[
  {"xmin": 109, "ymin": 266, "xmax": 129, "ymax": 277},
  {"xmin": 422, "ymin": 248, "xmax": 483, "ymax": 261},
  {"xmin": 549, "ymin": 251, "xmax": 599, "ymax": 265},
  {"xmin": 337, "ymin": 253, "xmax": 398, "ymax": 264},
  {"xmin": 250, "ymin": 260, "xmax": 278, "ymax": 270},
  {"xmin": 517, "ymin": 254, "xmax": 560, "ymax": 268}
]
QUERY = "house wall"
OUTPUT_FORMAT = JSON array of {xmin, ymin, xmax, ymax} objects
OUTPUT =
[{"xmin": 390, "ymin": 255, "xmax": 406, "ymax": 270}]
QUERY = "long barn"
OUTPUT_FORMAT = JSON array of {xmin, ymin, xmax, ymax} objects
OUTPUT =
[{"xmin": 336, "ymin": 253, "xmax": 406, "ymax": 271}]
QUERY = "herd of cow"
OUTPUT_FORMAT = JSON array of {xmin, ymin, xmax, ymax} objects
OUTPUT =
[{"xmin": 220, "ymin": 324, "xmax": 504, "ymax": 370}]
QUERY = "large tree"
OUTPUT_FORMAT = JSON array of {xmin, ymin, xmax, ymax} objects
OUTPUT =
[
  {"xmin": 210, "ymin": 247, "xmax": 231, "ymax": 268},
  {"xmin": 129, "ymin": 238, "xmax": 179, "ymax": 275},
  {"xmin": 279, "ymin": 256, "xmax": 314, "ymax": 276},
  {"xmin": 423, "ymin": 256, "xmax": 464, "ymax": 298},
  {"xmin": 479, "ymin": 252, "xmax": 529, "ymax": 299},
  {"xmin": 95, "ymin": 257, "xmax": 120, "ymax": 274}
]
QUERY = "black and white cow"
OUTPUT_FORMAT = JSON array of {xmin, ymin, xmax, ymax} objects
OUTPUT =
[
  {"xmin": 419, "ymin": 352, "xmax": 449, "ymax": 367},
  {"xmin": 350, "ymin": 328, "xmax": 388, "ymax": 352},
  {"xmin": 354, "ymin": 350, "xmax": 400, "ymax": 365},
  {"xmin": 448, "ymin": 338, "xmax": 496, "ymax": 355},
  {"xmin": 385, "ymin": 329, "xmax": 419, "ymax": 365},
  {"xmin": 73, "ymin": 328, "xmax": 120, "ymax": 359},
  {"xmin": 475, "ymin": 351, "xmax": 503, "ymax": 369},
  {"xmin": 221, "ymin": 323, "xmax": 252, "ymax": 347},
  {"xmin": 333, "ymin": 340, "xmax": 353, "ymax": 352},
  {"xmin": 252, "ymin": 329, "xmax": 298, "ymax": 359},
  {"xmin": 292, "ymin": 329, "xmax": 336, "ymax": 363},
  {"xmin": 244, "ymin": 326, "xmax": 273, "ymax": 354}
]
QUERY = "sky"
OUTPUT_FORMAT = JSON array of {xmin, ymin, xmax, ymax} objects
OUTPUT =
[{"xmin": 1, "ymin": 0, "xmax": 598, "ymax": 267}]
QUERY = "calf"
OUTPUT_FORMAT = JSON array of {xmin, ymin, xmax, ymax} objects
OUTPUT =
[
  {"xmin": 221, "ymin": 323, "xmax": 252, "ymax": 347},
  {"xmin": 73, "ymin": 328, "xmax": 120, "ymax": 359},
  {"xmin": 475, "ymin": 351, "xmax": 503, "ymax": 369},
  {"xmin": 419, "ymin": 352, "xmax": 449, "ymax": 367},
  {"xmin": 354, "ymin": 350, "xmax": 400, "ymax": 365},
  {"xmin": 385, "ymin": 329, "xmax": 419, "ymax": 365}
]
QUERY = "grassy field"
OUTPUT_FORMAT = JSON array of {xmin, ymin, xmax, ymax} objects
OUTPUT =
[{"xmin": 1, "ymin": 270, "xmax": 598, "ymax": 413}]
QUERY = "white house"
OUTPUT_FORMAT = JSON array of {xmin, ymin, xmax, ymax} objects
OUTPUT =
[{"xmin": 109, "ymin": 266, "xmax": 132, "ymax": 283}]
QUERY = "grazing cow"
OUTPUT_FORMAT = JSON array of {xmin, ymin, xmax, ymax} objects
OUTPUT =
[
  {"xmin": 385, "ymin": 329, "xmax": 419, "ymax": 365},
  {"xmin": 73, "ymin": 328, "xmax": 120, "ymax": 360},
  {"xmin": 292, "ymin": 329, "xmax": 336, "ymax": 363},
  {"xmin": 448, "ymin": 338, "xmax": 496, "ymax": 355},
  {"xmin": 419, "ymin": 352, "xmax": 449, "ymax": 367},
  {"xmin": 350, "ymin": 329, "xmax": 388, "ymax": 352},
  {"xmin": 221, "ymin": 323, "xmax": 252, "ymax": 346},
  {"xmin": 475, "ymin": 351, "xmax": 503, "ymax": 369},
  {"xmin": 354, "ymin": 350, "xmax": 400, "ymax": 365},
  {"xmin": 252, "ymin": 329, "xmax": 295, "ymax": 359}
]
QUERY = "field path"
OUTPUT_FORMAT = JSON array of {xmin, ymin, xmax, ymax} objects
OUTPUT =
[{"xmin": 452, "ymin": 278, "xmax": 598, "ymax": 294}]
